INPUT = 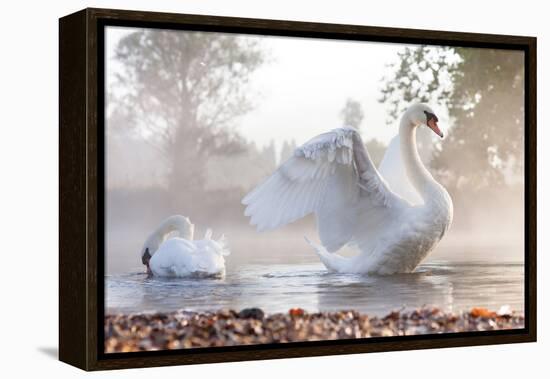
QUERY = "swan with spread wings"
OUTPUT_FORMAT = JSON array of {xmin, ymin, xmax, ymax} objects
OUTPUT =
[{"xmin": 242, "ymin": 103, "xmax": 453, "ymax": 275}]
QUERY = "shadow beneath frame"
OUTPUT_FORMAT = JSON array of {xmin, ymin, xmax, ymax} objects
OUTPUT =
[{"xmin": 37, "ymin": 346, "xmax": 58, "ymax": 359}]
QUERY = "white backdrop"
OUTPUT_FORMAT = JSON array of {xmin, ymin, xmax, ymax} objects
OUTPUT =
[{"xmin": 0, "ymin": 0, "xmax": 546, "ymax": 377}]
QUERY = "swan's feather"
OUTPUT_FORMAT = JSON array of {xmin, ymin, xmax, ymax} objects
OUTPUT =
[
  {"xmin": 242, "ymin": 127, "xmax": 405, "ymax": 251},
  {"xmin": 147, "ymin": 219, "xmax": 229, "ymax": 278},
  {"xmin": 316, "ymin": 165, "xmax": 358, "ymax": 252}
]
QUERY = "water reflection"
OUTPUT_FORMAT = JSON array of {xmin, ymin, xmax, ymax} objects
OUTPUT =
[
  {"xmin": 105, "ymin": 260, "xmax": 524, "ymax": 316},
  {"xmin": 315, "ymin": 270, "xmax": 454, "ymax": 315}
]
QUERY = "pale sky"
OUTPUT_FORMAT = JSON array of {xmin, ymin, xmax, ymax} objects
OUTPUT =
[
  {"xmin": 106, "ymin": 27, "xmax": 451, "ymax": 151},
  {"xmin": 239, "ymin": 35, "xmax": 407, "ymax": 149}
]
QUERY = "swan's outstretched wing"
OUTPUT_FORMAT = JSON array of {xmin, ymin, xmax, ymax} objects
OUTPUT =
[
  {"xmin": 378, "ymin": 134, "xmax": 422, "ymax": 205},
  {"xmin": 242, "ymin": 128, "xmax": 407, "ymax": 252},
  {"xmin": 242, "ymin": 128, "xmax": 356, "ymax": 234}
]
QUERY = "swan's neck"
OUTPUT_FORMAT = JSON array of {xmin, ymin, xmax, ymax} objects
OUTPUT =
[
  {"xmin": 146, "ymin": 216, "xmax": 195, "ymax": 254},
  {"xmin": 399, "ymin": 119, "xmax": 439, "ymax": 201},
  {"xmin": 167, "ymin": 217, "xmax": 194, "ymax": 240}
]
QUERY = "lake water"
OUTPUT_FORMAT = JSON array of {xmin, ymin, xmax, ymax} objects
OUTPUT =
[{"xmin": 105, "ymin": 260, "xmax": 524, "ymax": 316}]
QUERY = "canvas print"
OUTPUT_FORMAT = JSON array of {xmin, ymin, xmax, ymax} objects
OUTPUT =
[{"xmin": 104, "ymin": 26, "xmax": 525, "ymax": 353}]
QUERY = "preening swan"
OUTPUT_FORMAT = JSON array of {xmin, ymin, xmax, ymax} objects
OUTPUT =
[
  {"xmin": 242, "ymin": 103, "xmax": 453, "ymax": 275},
  {"xmin": 140, "ymin": 215, "xmax": 229, "ymax": 278}
]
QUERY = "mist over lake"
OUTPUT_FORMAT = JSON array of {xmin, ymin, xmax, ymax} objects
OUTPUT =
[{"xmin": 104, "ymin": 25, "xmax": 525, "ymax": 339}]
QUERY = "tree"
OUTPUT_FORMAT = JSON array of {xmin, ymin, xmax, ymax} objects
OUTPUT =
[
  {"xmin": 379, "ymin": 45, "xmax": 524, "ymax": 192},
  {"xmin": 432, "ymin": 48, "xmax": 524, "ymax": 190},
  {"xmin": 108, "ymin": 29, "xmax": 266, "ymax": 196},
  {"xmin": 379, "ymin": 46, "xmax": 457, "ymax": 123},
  {"xmin": 339, "ymin": 98, "xmax": 364, "ymax": 129},
  {"xmin": 338, "ymin": 98, "xmax": 388, "ymax": 168}
]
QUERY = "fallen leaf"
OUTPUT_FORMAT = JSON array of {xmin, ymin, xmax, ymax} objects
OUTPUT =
[
  {"xmin": 289, "ymin": 308, "xmax": 305, "ymax": 317},
  {"xmin": 470, "ymin": 307, "xmax": 496, "ymax": 318}
]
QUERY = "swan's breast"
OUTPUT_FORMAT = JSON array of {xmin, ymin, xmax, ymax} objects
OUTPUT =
[{"xmin": 363, "ymin": 205, "xmax": 449, "ymax": 274}]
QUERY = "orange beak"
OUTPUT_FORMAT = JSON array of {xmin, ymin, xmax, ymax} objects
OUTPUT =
[{"xmin": 428, "ymin": 118, "xmax": 443, "ymax": 138}]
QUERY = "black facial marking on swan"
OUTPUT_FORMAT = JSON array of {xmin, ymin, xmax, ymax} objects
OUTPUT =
[{"xmin": 424, "ymin": 110, "xmax": 439, "ymax": 123}]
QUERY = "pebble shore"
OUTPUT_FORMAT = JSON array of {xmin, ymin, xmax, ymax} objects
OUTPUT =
[{"xmin": 105, "ymin": 307, "xmax": 524, "ymax": 353}]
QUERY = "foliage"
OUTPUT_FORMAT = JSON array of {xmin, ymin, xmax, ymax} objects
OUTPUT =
[
  {"xmin": 339, "ymin": 98, "xmax": 364, "ymax": 129},
  {"xmin": 379, "ymin": 46, "xmax": 457, "ymax": 123},
  {"xmin": 379, "ymin": 45, "xmax": 524, "ymax": 192},
  {"xmin": 432, "ymin": 47, "xmax": 524, "ymax": 190}
]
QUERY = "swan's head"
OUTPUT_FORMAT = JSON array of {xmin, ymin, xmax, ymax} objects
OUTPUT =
[
  {"xmin": 406, "ymin": 103, "xmax": 443, "ymax": 138},
  {"xmin": 141, "ymin": 247, "xmax": 153, "ymax": 275},
  {"xmin": 140, "ymin": 238, "xmax": 157, "ymax": 276}
]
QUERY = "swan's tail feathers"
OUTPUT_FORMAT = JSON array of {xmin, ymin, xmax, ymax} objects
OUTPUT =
[
  {"xmin": 304, "ymin": 236, "xmax": 347, "ymax": 273},
  {"xmin": 304, "ymin": 236, "xmax": 335, "ymax": 254},
  {"xmin": 198, "ymin": 229, "xmax": 230, "ymax": 256},
  {"xmin": 217, "ymin": 234, "xmax": 230, "ymax": 256},
  {"xmin": 304, "ymin": 236, "xmax": 319, "ymax": 252}
]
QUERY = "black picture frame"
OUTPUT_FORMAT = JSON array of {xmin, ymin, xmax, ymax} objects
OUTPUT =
[{"xmin": 59, "ymin": 7, "xmax": 537, "ymax": 371}]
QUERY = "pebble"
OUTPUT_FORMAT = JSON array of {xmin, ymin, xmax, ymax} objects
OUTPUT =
[
  {"xmin": 104, "ymin": 306, "xmax": 524, "ymax": 353},
  {"xmin": 238, "ymin": 307, "xmax": 265, "ymax": 320}
]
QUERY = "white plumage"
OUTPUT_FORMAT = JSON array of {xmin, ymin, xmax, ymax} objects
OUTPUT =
[
  {"xmin": 242, "ymin": 103, "xmax": 453, "ymax": 275},
  {"xmin": 140, "ymin": 215, "xmax": 229, "ymax": 278}
]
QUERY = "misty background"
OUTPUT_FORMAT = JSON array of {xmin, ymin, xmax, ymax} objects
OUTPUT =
[{"xmin": 105, "ymin": 26, "xmax": 525, "ymax": 275}]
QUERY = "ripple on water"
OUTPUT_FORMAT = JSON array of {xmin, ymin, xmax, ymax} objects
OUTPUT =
[{"xmin": 106, "ymin": 261, "xmax": 524, "ymax": 316}]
